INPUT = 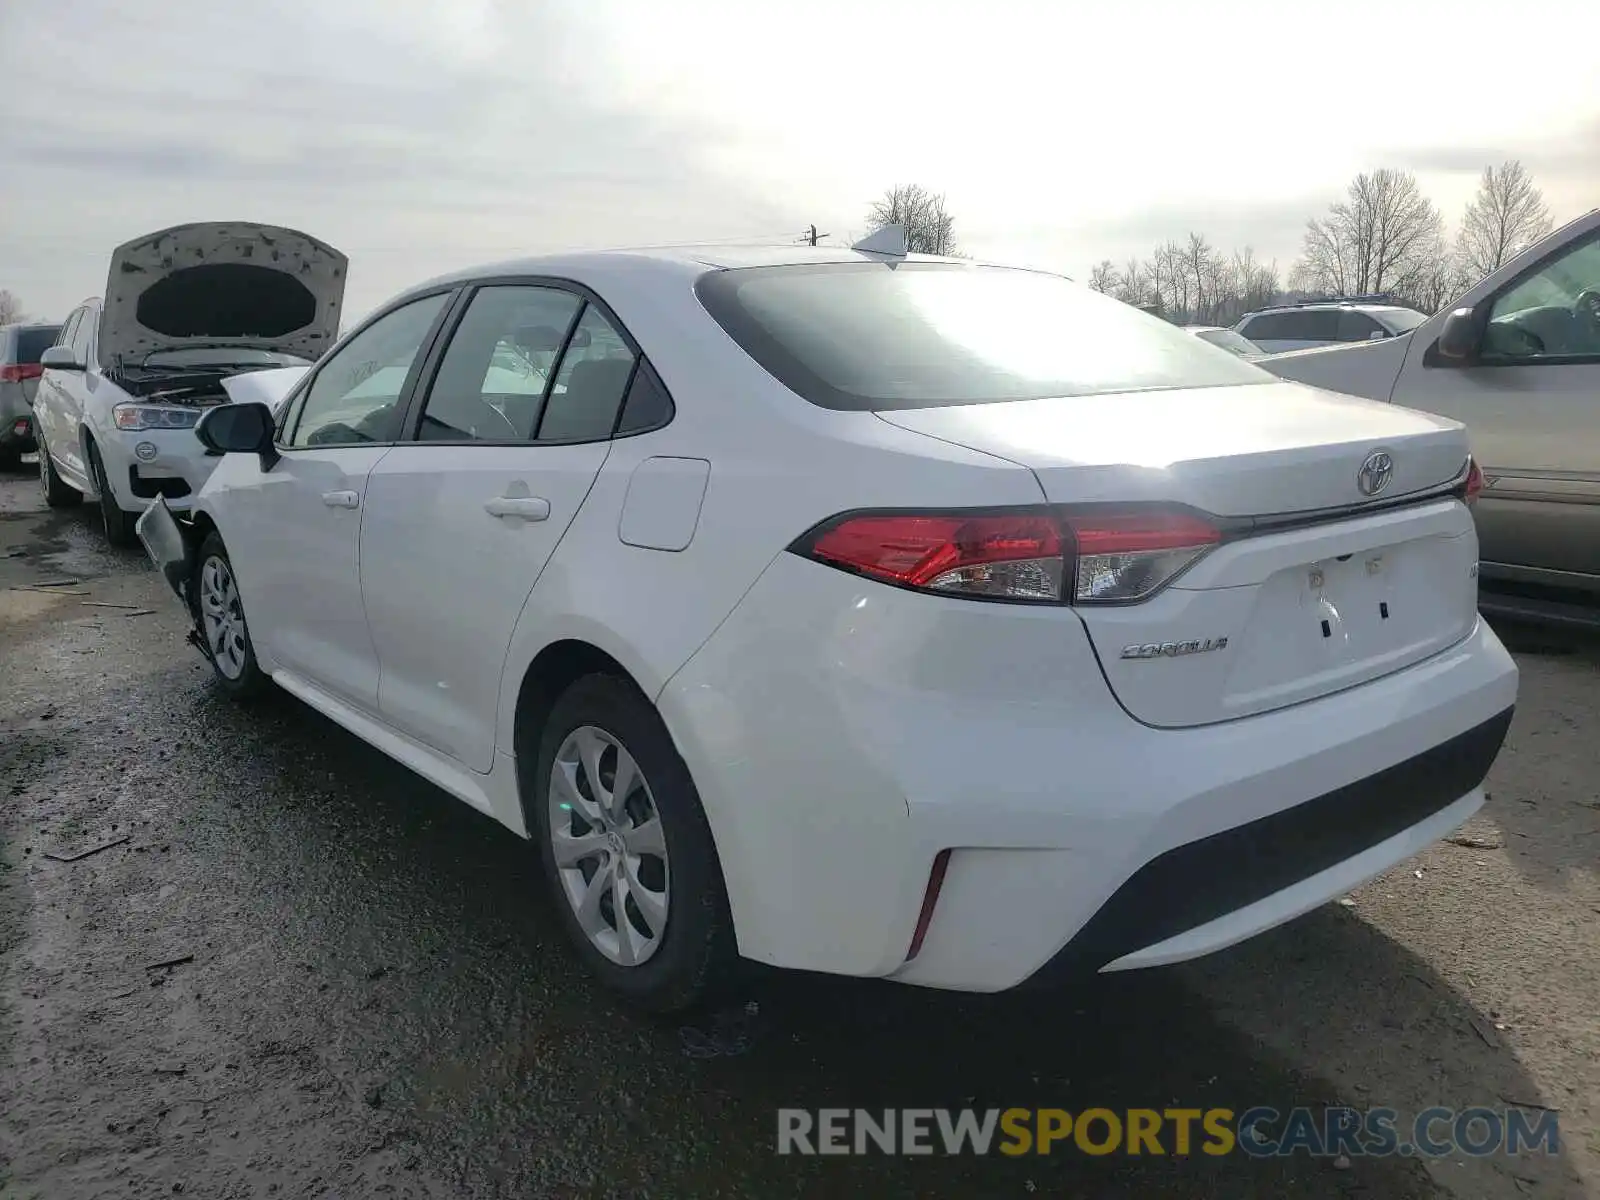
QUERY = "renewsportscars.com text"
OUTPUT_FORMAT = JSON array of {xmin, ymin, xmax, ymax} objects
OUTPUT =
[{"xmin": 776, "ymin": 1106, "xmax": 1560, "ymax": 1158}]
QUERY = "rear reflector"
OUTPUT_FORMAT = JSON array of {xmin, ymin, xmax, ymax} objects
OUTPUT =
[
  {"xmin": 794, "ymin": 506, "xmax": 1221, "ymax": 605},
  {"xmin": 905, "ymin": 849, "xmax": 951, "ymax": 962},
  {"xmin": 0, "ymin": 363, "xmax": 43, "ymax": 383}
]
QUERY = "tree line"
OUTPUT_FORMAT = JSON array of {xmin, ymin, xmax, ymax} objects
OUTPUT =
[
  {"xmin": 867, "ymin": 160, "xmax": 1556, "ymax": 327},
  {"xmin": 1087, "ymin": 160, "xmax": 1553, "ymax": 324}
]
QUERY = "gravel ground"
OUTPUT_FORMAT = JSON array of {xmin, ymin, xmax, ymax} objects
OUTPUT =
[{"xmin": 1, "ymin": 465, "xmax": 1595, "ymax": 1199}]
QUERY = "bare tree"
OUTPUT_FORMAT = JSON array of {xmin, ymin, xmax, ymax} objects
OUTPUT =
[
  {"xmin": 1116, "ymin": 257, "xmax": 1146, "ymax": 306},
  {"xmin": 1232, "ymin": 248, "xmax": 1280, "ymax": 317},
  {"xmin": 867, "ymin": 184, "xmax": 957, "ymax": 256},
  {"xmin": 1088, "ymin": 260, "xmax": 1120, "ymax": 294},
  {"xmin": 0, "ymin": 290, "xmax": 23, "ymax": 325},
  {"xmin": 1201, "ymin": 252, "xmax": 1239, "ymax": 325},
  {"xmin": 1179, "ymin": 233, "xmax": 1215, "ymax": 321},
  {"xmin": 1456, "ymin": 160, "xmax": 1553, "ymax": 283},
  {"xmin": 1159, "ymin": 241, "xmax": 1191, "ymax": 318},
  {"xmin": 1407, "ymin": 251, "xmax": 1468, "ymax": 315},
  {"xmin": 1294, "ymin": 169, "xmax": 1443, "ymax": 298}
]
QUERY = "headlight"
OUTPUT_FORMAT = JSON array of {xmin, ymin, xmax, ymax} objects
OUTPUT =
[{"xmin": 112, "ymin": 403, "xmax": 201, "ymax": 432}]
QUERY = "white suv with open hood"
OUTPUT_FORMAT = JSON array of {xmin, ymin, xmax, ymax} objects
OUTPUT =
[{"xmin": 32, "ymin": 222, "xmax": 346, "ymax": 544}]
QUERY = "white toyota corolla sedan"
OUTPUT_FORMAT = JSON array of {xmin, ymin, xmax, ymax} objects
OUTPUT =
[{"xmin": 136, "ymin": 232, "xmax": 1518, "ymax": 1013}]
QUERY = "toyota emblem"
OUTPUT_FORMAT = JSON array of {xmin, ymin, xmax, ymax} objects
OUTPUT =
[{"xmin": 1357, "ymin": 449, "xmax": 1394, "ymax": 497}]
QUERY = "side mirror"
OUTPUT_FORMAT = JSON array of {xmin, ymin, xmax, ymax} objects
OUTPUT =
[
  {"xmin": 196, "ymin": 401, "xmax": 279, "ymax": 469},
  {"xmin": 40, "ymin": 346, "xmax": 85, "ymax": 372},
  {"xmin": 1435, "ymin": 308, "xmax": 1478, "ymax": 363}
]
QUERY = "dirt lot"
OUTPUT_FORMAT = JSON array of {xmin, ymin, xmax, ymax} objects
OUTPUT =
[{"xmin": 1, "ymin": 466, "xmax": 1596, "ymax": 1199}]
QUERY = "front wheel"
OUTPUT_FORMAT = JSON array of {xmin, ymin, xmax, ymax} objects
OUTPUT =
[
  {"xmin": 87, "ymin": 440, "xmax": 138, "ymax": 547},
  {"xmin": 193, "ymin": 532, "xmax": 270, "ymax": 699},
  {"xmin": 36, "ymin": 431, "xmax": 82, "ymax": 508},
  {"xmin": 531, "ymin": 674, "xmax": 738, "ymax": 1014}
]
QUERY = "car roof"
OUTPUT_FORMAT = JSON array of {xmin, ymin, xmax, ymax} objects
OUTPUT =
[
  {"xmin": 390, "ymin": 243, "xmax": 981, "ymax": 304},
  {"xmin": 1242, "ymin": 302, "xmax": 1417, "ymax": 317}
]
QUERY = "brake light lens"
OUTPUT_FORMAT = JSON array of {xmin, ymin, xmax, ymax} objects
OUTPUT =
[
  {"xmin": 795, "ymin": 506, "xmax": 1221, "ymax": 605},
  {"xmin": 1463, "ymin": 457, "xmax": 1483, "ymax": 508},
  {"xmin": 0, "ymin": 363, "xmax": 43, "ymax": 383},
  {"xmin": 806, "ymin": 512, "xmax": 1066, "ymax": 601}
]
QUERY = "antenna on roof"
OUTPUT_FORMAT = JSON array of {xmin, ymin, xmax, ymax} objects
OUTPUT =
[{"xmin": 852, "ymin": 224, "xmax": 909, "ymax": 257}]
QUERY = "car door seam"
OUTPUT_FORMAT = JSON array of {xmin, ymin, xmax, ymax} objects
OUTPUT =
[
  {"xmin": 488, "ymin": 438, "xmax": 617, "ymax": 759},
  {"xmin": 356, "ymin": 444, "xmax": 401, "ymax": 704}
]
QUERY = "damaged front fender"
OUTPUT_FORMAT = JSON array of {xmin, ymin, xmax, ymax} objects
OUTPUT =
[{"xmin": 134, "ymin": 496, "xmax": 197, "ymax": 607}]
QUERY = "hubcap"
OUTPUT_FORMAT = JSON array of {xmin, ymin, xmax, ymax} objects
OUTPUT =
[
  {"xmin": 198, "ymin": 556, "xmax": 249, "ymax": 680},
  {"xmin": 548, "ymin": 725, "xmax": 670, "ymax": 967}
]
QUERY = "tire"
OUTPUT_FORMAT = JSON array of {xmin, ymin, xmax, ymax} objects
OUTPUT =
[
  {"xmin": 192, "ymin": 532, "xmax": 271, "ymax": 700},
  {"xmin": 531, "ymin": 673, "xmax": 737, "ymax": 1014},
  {"xmin": 36, "ymin": 431, "xmax": 82, "ymax": 508},
  {"xmin": 87, "ymin": 440, "xmax": 138, "ymax": 547}
]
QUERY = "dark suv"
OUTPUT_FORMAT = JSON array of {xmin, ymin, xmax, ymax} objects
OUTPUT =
[{"xmin": 1, "ymin": 322, "xmax": 63, "ymax": 468}]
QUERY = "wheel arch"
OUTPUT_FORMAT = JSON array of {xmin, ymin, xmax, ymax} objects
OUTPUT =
[
  {"xmin": 506, "ymin": 635, "xmax": 742, "ymax": 942},
  {"xmin": 509, "ymin": 638, "xmax": 644, "ymax": 830}
]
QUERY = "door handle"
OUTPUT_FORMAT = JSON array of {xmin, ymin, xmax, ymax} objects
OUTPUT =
[
  {"xmin": 322, "ymin": 490, "xmax": 359, "ymax": 509},
  {"xmin": 484, "ymin": 495, "xmax": 551, "ymax": 521}
]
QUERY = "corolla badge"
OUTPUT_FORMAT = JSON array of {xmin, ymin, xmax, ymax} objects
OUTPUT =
[
  {"xmin": 1357, "ymin": 449, "xmax": 1394, "ymax": 497},
  {"xmin": 1120, "ymin": 637, "xmax": 1228, "ymax": 660}
]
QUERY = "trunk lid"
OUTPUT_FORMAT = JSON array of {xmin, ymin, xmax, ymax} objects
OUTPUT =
[
  {"xmin": 877, "ymin": 380, "xmax": 1480, "ymax": 727},
  {"xmin": 99, "ymin": 223, "xmax": 348, "ymax": 372}
]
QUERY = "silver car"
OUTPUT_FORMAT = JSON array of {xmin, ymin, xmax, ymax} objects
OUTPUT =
[
  {"xmin": 0, "ymin": 322, "xmax": 62, "ymax": 468},
  {"xmin": 1256, "ymin": 207, "xmax": 1600, "ymax": 625}
]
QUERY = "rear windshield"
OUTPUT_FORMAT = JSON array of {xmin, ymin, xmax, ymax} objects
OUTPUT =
[
  {"xmin": 15, "ymin": 327, "xmax": 62, "ymax": 363},
  {"xmin": 694, "ymin": 262, "xmax": 1270, "ymax": 412}
]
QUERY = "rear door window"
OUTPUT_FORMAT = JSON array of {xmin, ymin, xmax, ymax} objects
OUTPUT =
[
  {"xmin": 55, "ymin": 311, "xmax": 82, "ymax": 355},
  {"xmin": 537, "ymin": 306, "xmax": 638, "ymax": 441},
  {"xmin": 415, "ymin": 285, "xmax": 581, "ymax": 442},
  {"xmin": 71, "ymin": 309, "xmax": 95, "ymax": 364},
  {"xmin": 16, "ymin": 327, "xmax": 62, "ymax": 362},
  {"xmin": 1336, "ymin": 311, "xmax": 1384, "ymax": 342}
]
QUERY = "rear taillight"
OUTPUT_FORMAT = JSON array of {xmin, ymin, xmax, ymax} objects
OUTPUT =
[
  {"xmin": 793, "ymin": 506, "xmax": 1221, "ymax": 605},
  {"xmin": 1067, "ymin": 509, "xmax": 1222, "ymax": 603},
  {"xmin": 0, "ymin": 363, "xmax": 43, "ymax": 383},
  {"xmin": 1463, "ymin": 458, "xmax": 1484, "ymax": 508}
]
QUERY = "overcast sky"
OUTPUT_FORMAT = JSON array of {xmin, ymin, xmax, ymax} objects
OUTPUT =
[{"xmin": 2, "ymin": 0, "xmax": 1596, "ymax": 323}]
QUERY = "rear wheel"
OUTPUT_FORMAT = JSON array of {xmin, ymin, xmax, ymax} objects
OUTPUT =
[
  {"xmin": 194, "ymin": 532, "xmax": 270, "ymax": 699},
  {"xmin": 36, "ymin": 430, "xmax": 82, "ymax": 508},
  {"xmin": 531, "ymin": 673, "xmax": 737, "ymax": 1014},
  {"xmin": 87, "ymin": 440, "xmax": 138, "ymax": 547}
]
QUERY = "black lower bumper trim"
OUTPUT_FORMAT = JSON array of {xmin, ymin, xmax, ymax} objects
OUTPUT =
[{"xmin": 1024, "ymin": 705, "xmax": 1514, "ymax": 985}]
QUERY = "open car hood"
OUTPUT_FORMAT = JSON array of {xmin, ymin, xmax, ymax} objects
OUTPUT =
[{"xmin": 99, "ymin": 222, "xmax": 348, "ymax": 371}]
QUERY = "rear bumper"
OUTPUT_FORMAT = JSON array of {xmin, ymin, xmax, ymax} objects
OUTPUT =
[
  {"xmin": 659, "ymin": 552, "xmax": 1519, "ymax": 992},
  {"xmin": 1025, "ymin": 705, "xmax": 1509, "ymax": 983},
  {"xmin": 0, "ymin": 411, "xmax": 35, "ymax": 452},
  {"xmin": 0, "ymin": 387, "xmax": 34, "ymax": 451}
]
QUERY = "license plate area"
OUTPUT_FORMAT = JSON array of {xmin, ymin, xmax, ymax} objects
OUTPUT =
[{"xmin": 1223, "ymin": 534, "xmax": 1477, "ymax": 712}]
